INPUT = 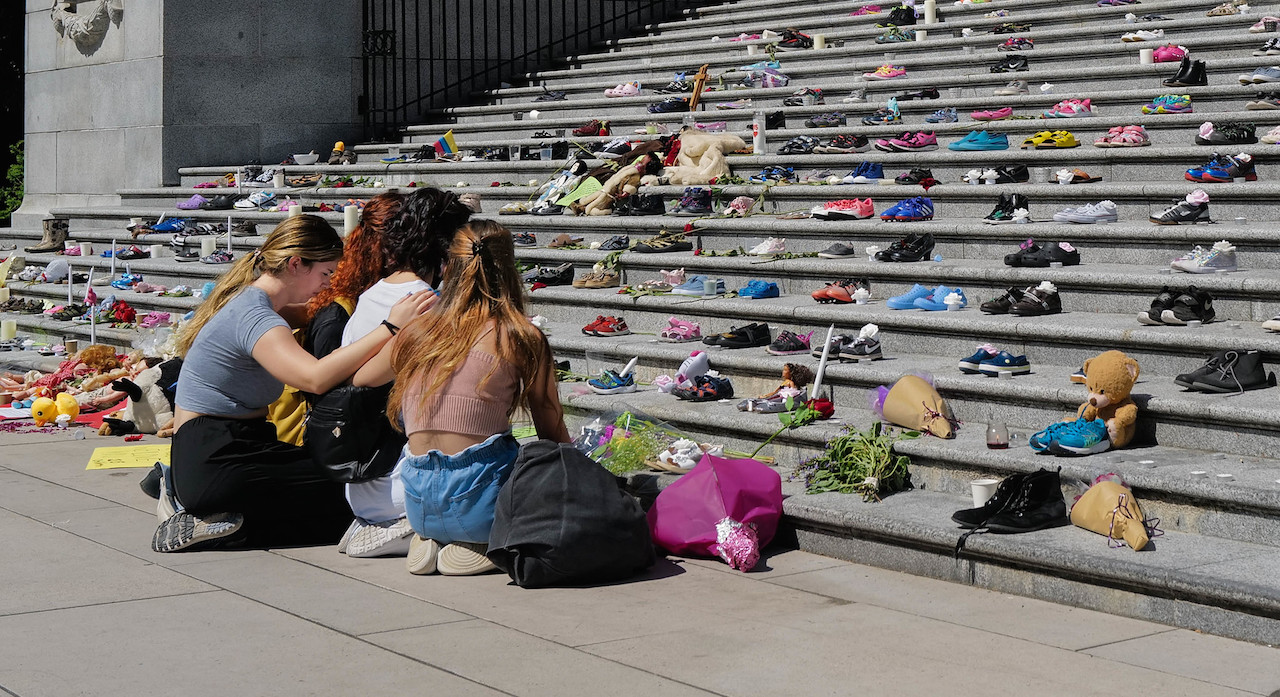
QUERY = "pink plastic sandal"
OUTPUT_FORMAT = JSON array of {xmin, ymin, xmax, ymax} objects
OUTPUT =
[
  {"xmin": 1093, "ymin": 124, "xmax": 1149, "ymax": 148},
  {"xmin": 970, "ymin": 107, "xmax": 1013, "ymax": 120},
  {"xmin": 660, "ymin": 317, "xmax": 702, "ymax": 343}
]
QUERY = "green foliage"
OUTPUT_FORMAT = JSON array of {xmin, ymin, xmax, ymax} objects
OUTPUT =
[
  {"xmin": 0, "ymin": 140, "xmax": 22, "ymax": 223},
  {"xmin": 793, "ymin": 422, "xmax": 919, "ymax": 501}
]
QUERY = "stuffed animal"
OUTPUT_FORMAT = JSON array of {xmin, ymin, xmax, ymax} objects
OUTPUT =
[
  {"xmin": 663, "ymin": 129, "xmax": 747, "ymax": 186},
  {"xmin": 31, "ymin": 392, "xmax": 80, "ymax": 426},
  {"xmin": 1076, "ymin": 350, "xmax": 1140, "ymax": 449},
  {"xmin": 577, "ymin": 155, "xmax": 662, "ymax": 216}
]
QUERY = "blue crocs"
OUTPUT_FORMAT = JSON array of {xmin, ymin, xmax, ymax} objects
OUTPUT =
[
  {"xmin": 948, "ymin": 130, "xmax": 1010, "ymax": 151},
  {"xmin": 886, "ymin": 283, "xmax": 933, "ymax": 309},
  {"xmin": 739, "ymin": 280, "xmax": 780, "ymax": 299},
  {"xmin": 914, "ymin": 286, "xmax": 964, "ymax": 311},
  {"xmin": 959, "ymin": 344, "xmax": 1000, "ymax": 373},
  {"xmin": 1048, "ymin": 418, "xmax": 1111, "ymax": 456},
  {"xmin": 978, "ymin": 350, "xmax": 1031, "ymax": 375}
]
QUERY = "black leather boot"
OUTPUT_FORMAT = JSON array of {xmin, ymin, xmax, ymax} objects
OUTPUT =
[{"xmin": 1161, "ymin": 56, "xmax": 1193, "ymax": 87}]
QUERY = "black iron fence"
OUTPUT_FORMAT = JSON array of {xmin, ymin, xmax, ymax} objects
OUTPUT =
[{"xmin": 360, "ymin": 0, "xmax": 702, "ymax": 141}]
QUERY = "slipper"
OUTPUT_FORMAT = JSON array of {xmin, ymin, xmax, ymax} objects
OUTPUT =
[
  {"xmin": 1034, "ymin": 131, "xmax": 1080, "ymax": 148},
  {"xmin": 1055, "ymin": 168, "xmax": 1102, "ymax": 183},
  {"xmin": 1020, "ymin": 131, "xmax": 1054, "ymax": 148}
]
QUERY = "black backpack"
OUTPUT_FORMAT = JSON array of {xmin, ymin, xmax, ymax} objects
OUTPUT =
[{"xmin": 487, "ymin": 440, "xmax": 655, "ymax": 588}]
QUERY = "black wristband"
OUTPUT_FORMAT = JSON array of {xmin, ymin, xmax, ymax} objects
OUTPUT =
[{"xmin": 381, "ymin": 319, "xmax": 399, "ymax": 336}]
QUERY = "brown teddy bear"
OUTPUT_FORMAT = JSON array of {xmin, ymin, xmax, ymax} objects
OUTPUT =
[{"xmin": 1076, "ymin": 350, "xmax": 1140, "ymax": 449}]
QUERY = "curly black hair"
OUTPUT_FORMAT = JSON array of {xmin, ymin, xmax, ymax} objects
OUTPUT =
[{"xmin": 382, "ymin": 186, "xmax": 474, "ymax": 284}]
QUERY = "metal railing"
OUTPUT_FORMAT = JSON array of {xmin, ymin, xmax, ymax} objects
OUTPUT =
[{"xmin": 360, "ymin": 0, "xmax": 701, "ymax": 140}]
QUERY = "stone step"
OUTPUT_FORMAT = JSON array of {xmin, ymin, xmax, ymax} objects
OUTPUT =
[
  {"xmin": 525, "ymin": 286, "xmax": 1280, "ymax": 377},
  {"xmin": 562, "ymin": 388, "xmax": 1280, "ymax": 645}
]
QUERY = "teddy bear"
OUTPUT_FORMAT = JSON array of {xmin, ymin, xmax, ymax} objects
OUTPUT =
[
  {"xmin": 1076, "ymin": 350, "xmax": 1140, "ymax": 449},
  {"xmin": 663, "ymin": 128, "xmax": 748, "ymax": 186},
  {"xmin": 575, "ymin": 154, "xmax": 662, "ymax": 216}
]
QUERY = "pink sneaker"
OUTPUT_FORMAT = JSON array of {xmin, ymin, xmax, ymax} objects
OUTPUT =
[
  {"xmin": 852, "ymin": 4, "xmax": 882, "ymax": 14},
  {"xmin": 811, "ymin": 198, "xmax": 874, "ymax": 220},
  {"xmin": 863, "ymin": 64, "xmax": 906, "ymax": 80},
  {"xmin": 970, "ymin": 106, "xmax": 1013, "ymax": 120},
  {"xmin": 1044, "ymin": 98, "xmax": 1094, "ymax": 118},
  {"xmin": 1249, "ymin": 16, "xmax": 1280, "ymax": 32},
  {"xmin": 661, "ymin": 268, "xmax": 686, "ymax": 285},
  {"xmin": 695, "ymin": 121, "xmax": 728, "ymax": 132},
  {"xmin": 1153, "ymin": 44, "xmax": 1187, "ymax": 62},
  {"xmin": 886, "ymin": 131, "xmax": 939, "ymax": 152},
  {"xmin": 604, "ymin": 81, "xmax": 641, "ymax": 98}
]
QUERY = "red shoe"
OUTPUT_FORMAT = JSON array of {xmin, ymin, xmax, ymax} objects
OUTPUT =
[
  {"xmin": 572, "ymin": 119, "xmax": 605, "ymax": 137},
  {"xmin": 594, "ymin": 316, "xmax": 631, "ymax": 336},
  {"xmin": 581, "ymin": 315, "xmax": 608, "ymax": 335}
]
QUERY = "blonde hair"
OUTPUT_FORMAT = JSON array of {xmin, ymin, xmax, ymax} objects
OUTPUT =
[{"xmin": 176, "ymin": 215, "xmax": 343, "ymax": 357}]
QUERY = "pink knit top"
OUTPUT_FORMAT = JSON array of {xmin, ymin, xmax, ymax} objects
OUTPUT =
[{"xmin": 401, "ymin": 340, "xmax": 520, "ymax": 437}]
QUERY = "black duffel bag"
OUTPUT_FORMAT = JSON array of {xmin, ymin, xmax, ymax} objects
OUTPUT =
[
  {"xmin": 488, "ymin": 439, "xmax": 655, "ymax": 588},
  {"xmin": 304, "ymin": 383, "xmax": 405, "ymax": 483}
]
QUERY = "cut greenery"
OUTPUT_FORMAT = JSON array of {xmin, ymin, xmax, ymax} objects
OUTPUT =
[{"xmin": 792, "ymin": 422, "xmax": 917, "ymax": 501}]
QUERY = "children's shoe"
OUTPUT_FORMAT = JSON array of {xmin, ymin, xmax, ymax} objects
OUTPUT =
[
  {"xmin": 1029, "ymin": 420, "xmax": 1075, "ymax": 451},
  {"xmin": 594, "ymin": 316, "xmax": 631, "ymax": 336},
  {"xmin": 659, "ymin": 317, "xmax": 701, "ymax": 342},
  {"xmin": 1171, "ymin": 240, "xmax": 1237, "ymax": 273},
  {"xmin": 747, "ymin": 238, "xmax": 786, "ymax": 256},
  {"xmin": 739, "ymin": 280, "xmax": 780, "ymax": 299},
  {"xmin": 1047, "ymin": 418, "xmax": 1111, "ymax": 456},
  {"xmin": 959, "ymin": 344, "xmax": 1000, "ymax": 373},
  {"xmin": 588, "ymin": 369, "xmax": 637, "ymax": 394},
  {"xmin": 978, "ymin": 351, "xmax": 1031, "ymax": 375},
  {"xmin": 812, "ymin": 198, "xmax": 875, "ymax": 220},
  {"xmin": 1094, "ymin": 125, "xmax": 1150, "ymax": 147},
  {"xmin": 887, "ymin": 283, "xmax": 934, "ymax": 310},
  {"xmin": 863, "ymin": 65, "xmax": 907, "ymax": 80},
  {"xmin": 862, "ymin": 97, "xmax": 901, "ymax": 125},
  {"xmin": 765, "ymin": 330, "xmax": 813, "ymax": 355},
  {"xmin": 603, "ymin": 81, "xmax": 641, "ymax": 98},
  {"xmin": 841, "ymin": 162, "xmax": 885, "ymax": 183},
  {"xmin": 913, "ymin": 286, "xmax": 965, "ymax": 311},
  {"xmin": 877, "ymin": 131, "xmax": 938, "ymax": 152},
  {"xmin": 880, "ymin": 196, "xmax": 934, "ymax": 221},
  {"xmin": 925, "ymin": 107, "xmax": 959, "ymax": 123},
  {"xmin": 948, "ymin": 130, "xmax": 1010, "ymax": 151}
]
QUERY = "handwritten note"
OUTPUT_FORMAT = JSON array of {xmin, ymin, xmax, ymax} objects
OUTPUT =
[{"xmin": 86, "ymin": 444, "xmax": 169, "ymax": 470}]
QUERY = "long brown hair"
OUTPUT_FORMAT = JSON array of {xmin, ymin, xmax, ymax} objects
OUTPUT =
[
  {"xmin": 306, "ymin": 192, "xmax": 405, "ymax": 318},
  {"xmin": 386, "ymin": 220, "xmax": 548, "ymax": 429},
  {"xmin": 177, "ymin": 215, "xmax": 343, "ymax": 357}
]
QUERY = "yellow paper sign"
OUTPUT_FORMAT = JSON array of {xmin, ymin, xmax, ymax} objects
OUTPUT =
[{"xmin": 86, "ymin": 444, "xmax": 170, "ymax": 470}]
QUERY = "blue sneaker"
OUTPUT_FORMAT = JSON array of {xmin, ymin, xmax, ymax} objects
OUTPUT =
[
  {"xmin": 739, "ymin": 59, "xmax": 782, "ymax": 71},
  {"xmin": 110, "ymin": 273, "xmax": 143, "ymax": 290},
  {"xmin": 978, "ymin": 350, "xmax": 1031, "ymax": 375},
  {"xmin": 1048, "ymin": 418, "xmax": 1111, "ymax": 456},
  {"xmin": 914, "ymin": 286, "xmax": 964, "ymax": 311},
  {"xmin": 670, "ymin": 274, "xmax": 708, "ymax": 296},
  {"xmin": 842, "ymin": 161, "xmax": 884, "ymax": 183},
  {"xmin": 925, "ymin": 107, "xmax": 958, "ymax": 123},
  {"xmin": 958, "ymin": 344, "xmax": 1000, "ymax": 373},
  {"xmin": 886, "ymin": 283, "xmax": 933, "ymax": 309},
  {"xmin": 948, "ymin": 130, "xmax": 1010, "ymax": 151},
  {"xmin": 589, "ymin": 369, "xmax": 637, "ymax": 395},
  {"xmin": 880, "ymin": 196, "xmax": 934, "ymax": 221},
  {"xmin": 151, "ymin": 218, "xmax": 191, "ymax": 233},
  {"xmin": 1029, "ymin": 420, "xmax": 1075, "ymax": 452},
  {"xmin": 739, "ymin": 280, "xmax": 780, "ymax": 299}
]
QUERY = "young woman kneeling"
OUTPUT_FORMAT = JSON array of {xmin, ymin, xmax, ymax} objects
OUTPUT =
[
  {"xmin": 156, "ymin": 215, "xmax": 435, "ymax": 552},
  {"xmin": 355, "ymin": 220, "xmax": 570, "ymax": 575}
]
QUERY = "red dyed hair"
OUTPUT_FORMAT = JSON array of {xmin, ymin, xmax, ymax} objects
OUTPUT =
[{"xmin": 306, "ymin": 191, "xmax": 406, "ymax": 318}]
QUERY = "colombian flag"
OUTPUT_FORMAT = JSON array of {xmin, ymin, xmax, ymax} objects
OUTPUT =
[{"xmin": 433, "ymin": 130, "xmax": 458, "ymax": 156}]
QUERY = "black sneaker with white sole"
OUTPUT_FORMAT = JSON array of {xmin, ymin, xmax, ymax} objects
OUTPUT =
[
  {"xmin": 533, "ymin": 263, "xmax": 575, "ymax": 286},
  {"xmin": 1160, "ymin": 286, "xmax": 1215, "ymax": 325},
  {"xmin": 1137, "ymin": 286, "xmax": 1177, "ymax": 325},
  {"xmin": 817, "ymin": 242, "xmax": 858, "ymax": 259},
  {"xmin": 1018, "ymin": 241, "xmax": 1080, "ymax": 267},
  {"xmin": 840, "ymin": 335, "xmax": 883, "ymax": 361},
  {"xmin": 1150, "ymin": 200, "xmax": 1210, "ymax": 225}
]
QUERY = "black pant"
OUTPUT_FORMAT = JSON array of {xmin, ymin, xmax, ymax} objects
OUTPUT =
[{"xmin": 171, "ymin": 415, "xmax": 352, "ymax": 546}]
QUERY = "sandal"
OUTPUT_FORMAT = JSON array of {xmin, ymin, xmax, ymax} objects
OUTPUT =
[
  {"xmin": 1020, "ymin": 131, "xmax": 1054, "ymax": 148},
  {"xmin": 1035, "ymin": 130, "xmax": 1080, "ymax": 148},
  {"xmin": 115, "ymin": 245, "xmax": 150, "ymax": 261},
  {"xmin": 672, "ymin": 375, "xmax": 735, "ymax": 402},
  {"xmin": 1206, "ymin": 1, "xmax": 1238, "ymax": 15},
  {"xmin": 160, "ymin": 285, "xmax": 193, "ymax": 297},
  {"xmin": 1055, "ymin": 168, "xmax": 1102, "ymax": 183},
  {"xmin": 200, "ymin": 250, "xmax": 234, "ymax": 264},
  {"xmin": 659, "ymin": 317, "xmax": 702, "ymax": 342},
  {"xmin": 1093, "ymin": 124, "xmax": 1150, "ymax": 147}
]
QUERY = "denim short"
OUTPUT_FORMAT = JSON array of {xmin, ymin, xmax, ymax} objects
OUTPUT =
[{"xmin": 397, "ymin": 431, "xmax": 518, "ymax": 545}]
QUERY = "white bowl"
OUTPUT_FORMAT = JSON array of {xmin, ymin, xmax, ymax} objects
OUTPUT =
[{"xmin": 293, "ymin": 153, "xmax": 319, "ymax": 165}]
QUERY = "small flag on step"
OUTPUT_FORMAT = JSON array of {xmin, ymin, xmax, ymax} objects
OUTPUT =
[{"xmin": 433, "ymin": 130, "xmax": 458, "ymax": 156}]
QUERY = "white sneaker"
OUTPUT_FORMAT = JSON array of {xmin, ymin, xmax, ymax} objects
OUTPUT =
[
  {"xmin": 1121, "ymin": 29, "xmax": 1163, "ymax": 41},
  {"xmin": 346, "ymin": 517, "xmax": 415, "ymax": 558},
  {"xmin": 337, "ymin": 519, "xmax": 360, "ymax": 554},
  {"xmin": 1263, "ymin": 313, "xmax": 1280, "ymax": 332},
  {"xmin": 1171, "ymin": 240, "xmax": 1238, "ymax": 273},
  {"xmin": 406, "ymin": 534, "xmax": 440, "ymax": 575},
  {"xmin": 747, "ymin": 237, "xmax": 786, "ymax": 255},
  {"xmin": 437, "ymin": 541, "xmax": 498, "ymax": 576}
]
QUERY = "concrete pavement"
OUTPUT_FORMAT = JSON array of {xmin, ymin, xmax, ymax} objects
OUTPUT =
[{"xmin": 1, "ymin": 429, "xmax": 1278, "ymax": 697}]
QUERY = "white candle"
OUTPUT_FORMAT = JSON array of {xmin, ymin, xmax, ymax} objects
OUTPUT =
[
  {"xmin": 0, "ymin": 320, "xmax": 15, "ymax": 341},
  {"xmin": 924, "ymin": 0, "xmax": 937, "ymax": 23},
  {"xmin": 84, "ymin": 269, "xmax": 94, "ymax": 303},
  {"xmin": 67, "ymin": 265, "xmax": 74, "ymax": 304},
  {"xmin": 90, "ymin": 311, "xmax": 96, "ymax": 345},
  {"xmin": 0, "ymin": 288, "xmax": 8, "ymax": 303},
  {"xmin": 149, "ymin": 244, "xmax": 165, "ymax": 259},
  {"xmin": 201, "ymin": 237, "xmax": 217, "ymax": 257},
  {"xmin": 343, "ymin": 204, "xmax": 359, "ymax": 236},
  {"xmin": 810, "ymin": 324, "xmax": 835, "ymax": 399},
  {"xmin": 110, "ymin": 238, "xmax": 117, "ymax": 277}
]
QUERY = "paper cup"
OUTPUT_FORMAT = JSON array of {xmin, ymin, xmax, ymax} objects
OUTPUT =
[
  {"xmin": 1139, "ymin": 48, "xmax": 1154, "ymax": 64},
  {"xmin": 273, "ymin": 172, "xmax": 286, "ymax": 188},
  {"xmin": 747, "ymin": 44, "xmax": 759, "ymax": 55},
  {"xmin": 149, "ymin": 244, "xmax": 167, "ymax": 259},
  {"xmin": 64, "ymin": 339, "xmax": 78, "ymax": 355},
  {"xmin": 971, "ymin": 478, "xmax": 1000, "ymax": 508},
  {"xmin": 915, "ymin": 30, "xmax": 927, "ymax": 41},
  {"xmin": 200, "ymin": 237, "xmax": 217, "ymax": 256},
  {"xmin": 813, "ymin": 34, "xmax": 826, "ymax": 49},
  {"xmin": 79, "ymin": 242, "xmax": 93, "ymax": 256}
]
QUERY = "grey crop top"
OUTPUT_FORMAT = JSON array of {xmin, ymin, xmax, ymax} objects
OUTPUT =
[{"xmin": 176, "ymin": 286, "xmax": 290, "ymax": 415}]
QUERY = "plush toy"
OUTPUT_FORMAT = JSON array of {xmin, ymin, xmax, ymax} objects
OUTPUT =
[
  {"xmin": 31, "ymin": 392, "xmax": 80, "ymax": 426},
  {"xmin": 1076, "ymin": 350, "xmax": 1140, "ymax": 449},
  {"xmin": 577, "ymin": 154, "xmax": 663, "ymax": 216},
  {"xmin": 663, "ymin": 129, "xmax": 748, "ymax": 186}
]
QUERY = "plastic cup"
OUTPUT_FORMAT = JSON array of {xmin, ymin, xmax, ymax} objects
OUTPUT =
[
  {"xmin": 1139, "ymin": 48, "xmax": 1154, "ymax": 65},
  {"xmin": 971, "ymin": 478, "xmax": 1000, "ymax": 507},
  {"xmin": 149, "ymin": 244, "xmax": 167, "ymax": 259},
  {"xmin": 79, "ymin": 242, "xmax": 93, "ymax": 256},
  {"xmin": 915, "ymin": 30, "xmax": 927, "ymax": 41},
  {"xmin": 814, "ymin": 34, "xmax": 826, "ymax": 49},
  {"xmin": 747, "ymin": 44, "xmax": 759, "ymax": 55},
  {"xmin": 200, "ymin": 238, "xmax": 217, "ymax": 256}
]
